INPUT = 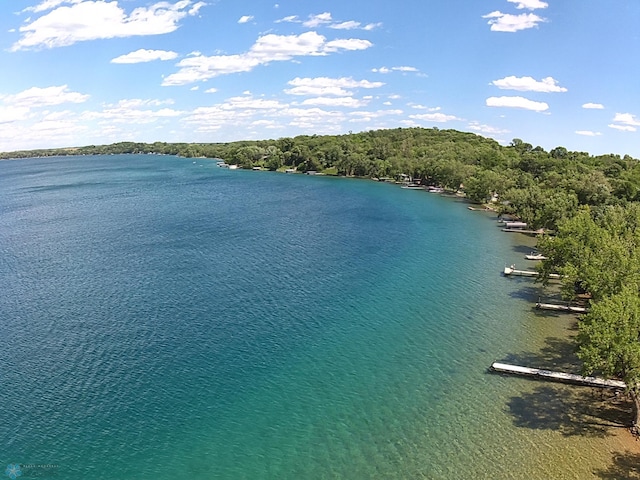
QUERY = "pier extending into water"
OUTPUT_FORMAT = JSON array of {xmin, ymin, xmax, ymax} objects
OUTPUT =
[
  {"xmin": 502, "ymin": 228, "xmax": 547, "ymax": 234},
  {"xmin": 503, "ymin": 265, "xmax": 561, "ymax": 279},
  {"xmin": 490, "ymin": 362, "xmax": 626, "ymax": 389},
  {"xmin": 536, "ymin": 302, "xmax": 588, "ymax": 313}
]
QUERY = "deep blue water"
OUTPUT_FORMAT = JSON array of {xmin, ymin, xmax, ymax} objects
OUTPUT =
[{"xmin": 0, "ymin": 155, "xmax": 613, "ymax": 479}]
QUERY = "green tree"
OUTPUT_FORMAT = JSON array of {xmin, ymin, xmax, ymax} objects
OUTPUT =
[{"xmin": 577, "ymin": 286, "xmax": 640, "ymax": 429}]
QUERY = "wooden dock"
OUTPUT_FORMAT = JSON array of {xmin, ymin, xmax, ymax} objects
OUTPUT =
[
  {"xmin": 503, "ymin": 265, "xmax": 561, "ymax": 279},
  {"xmin": 502, "ymin": 228, "xmax": 546, "ymax": 234},
  {"xmin": 490, "ymin": 362, "xmax": 626, "ymax": 389},
  {"xmin": 536, "ymin": 302, "xmax": 588, "ymax": 313}
]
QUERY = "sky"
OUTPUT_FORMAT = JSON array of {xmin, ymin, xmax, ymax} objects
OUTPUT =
[{"xmin": 0, "ymin": 0, "xmax": 639, "ymax": 157}]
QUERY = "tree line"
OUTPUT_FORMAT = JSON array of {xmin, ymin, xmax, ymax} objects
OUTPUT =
[{"xmin": 3, "ymin": 128, "xmax": 640, "ymax": 233}]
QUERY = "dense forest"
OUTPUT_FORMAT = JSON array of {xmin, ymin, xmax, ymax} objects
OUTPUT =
[
  {"xmin": 3, "ymin": 127, "xmax": 639, "ymax": 233},
  {"xmin": 4, "ymin": 127, "xmax": 640, "ymax": 428}
]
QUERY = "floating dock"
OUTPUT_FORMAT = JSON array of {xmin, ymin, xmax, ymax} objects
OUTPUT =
[
  {"xmin": 503, "ymin": 265, "xmax": 561, "ymax": 279},
  {"xmin": 490, "ymin": 362, "xmax": 626, "ymax": 389},
  {"xmin": 535, "ymin": 302, "xmax": 588, "ymax": 313}
]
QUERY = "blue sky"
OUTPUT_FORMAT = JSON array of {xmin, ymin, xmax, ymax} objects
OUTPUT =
[{"xmin": 1, "ymin": 0, "xmax": 639, "ymax": 157}]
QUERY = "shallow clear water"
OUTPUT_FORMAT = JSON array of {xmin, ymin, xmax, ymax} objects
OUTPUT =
[{"xmin": 0, "ymin": 155, "xmax": 631, "ymax": 479}]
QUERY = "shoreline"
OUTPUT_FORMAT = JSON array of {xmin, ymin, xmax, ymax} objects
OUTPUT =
[{"xmin": 497, "ymin": 227, "xmax": 640, "ymax": 476}]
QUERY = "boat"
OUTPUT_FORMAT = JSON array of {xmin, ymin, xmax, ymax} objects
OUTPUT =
[
  {"xmin": 525, "ymin": 252, "xmax": 547, "ymax": 260},
  {"xmin": 504, "ymin": 221, "xmax": 528, "ymax": 229},
  {"xmin": 427, "ymin": 186, "xmax": 444, "ymax": 193},
  {"xmin": 401, "ymin": 183, "xmax": 425, "ymax": 189}
]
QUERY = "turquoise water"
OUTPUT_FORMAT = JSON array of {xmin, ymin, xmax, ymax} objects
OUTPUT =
[{"xmin": 0, "ymin": 155, "xmax": 627, "ymax": 479}]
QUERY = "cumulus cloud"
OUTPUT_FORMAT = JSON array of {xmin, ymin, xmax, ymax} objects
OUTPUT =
[
  {"xmin": 575, "ymin": 130, "xmax": 602, "ymax": 136},
  {"xmin": 12, "ymin": 0, "xmax": 206, "ymax": 50},
  {"xmin": 285, "ymin": 77, "xmax": 384, "ymax": 96},
  {"xmin": 410, "ymin": 113, "xmax": 462, "ymax": 123},
  {"xmin": 301, "ymin": 97, "xmax": 368, "ymax": 108},
  {"xmin": 612, "ymin": 113, "xmax": 640, "ymax": 126},
  {"xmin": 486, "ymin": 96, "xmax": 549, "ymax": 111},
  {"xmin": 608, "ymin": 113, "xmax": 640, "ymax": 132},
  {"xmin": 410, "ymin": 104, "xmax": 441, "ymax": 111},
  {"xmin": 303, "ymin": 12, "xmax": 333, "ymax": 28},
  {"xmin": 468, "ymin": 122, "xmax": 509, "ymax": 135},
  {"xmin": 238, "ymin": 15, "xmax": 254, "ymax": 24},
  {"xmin": 330, "ymin": 21, "xmax": 361, "ymax": 30},
  {"xmin": 111, "ymin": 49, "xmax": 178, "ymax": 64},
  {"xmin": 609, "ymin": 124, "xmax": 636, "ymax": 132},
  {"xmin": 372, "ymin": 66, "xmax": 418, "ymax": 74},
  {"xmin": 22, "ymin": 0, "xmax": 80, "ymax": 14},
  {"xmin": 183, "ymin": 94, "xmax": 345, "ymax": 134},
  {"xmin": 83, "ymin": 98, "xmax": 183, "ymax": 124},
  {"xmin": 507, "ymin": 0, "xmax": 548, "ymax": 10},
  {"xmin": 2, "ymin": 85, "xmax": 89, "ymax": 108},
  {"xmin": 324, "ymin": 38, "xmax": 372, "ymax": 51},
  {"xmin": 162, "ymin": 31, "xmax": 373, "ymax": 86},
  {"xmin": 0, "ymin": 106, "xmax": 31, "ymax": 124},
  {"xmin": 491, "ymin": 76, "xmax": 567, "ymax": 92},
  {"xmin": 482, "ymin": 11, "xmax": 545, "ymax": 32},
  {"xmin": 583, "ymin": 102, "xmax": 605, "ymax": 109},
  {"xmin": 275, "ymin": 15, "xmax": 298, "ymax": 23},
  {"xmin": 281, "ymin": 12, "xmax": 381, "ymax": 31},
  {"xmin": 330, "ymin": 21, "xmax": 382, "ymax": 30}
]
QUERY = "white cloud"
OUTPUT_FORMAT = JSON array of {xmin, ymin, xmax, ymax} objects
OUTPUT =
[
  {"xmin": 286, "ymin": 12, "xmax": 381, "ymax": 31},
  {"xmin": 303, "ymin": 12, "xmax": 332, "ymax": 28},
  {"xmin": 491, "ymin": 76, "xmax": 567, "ymax": 92},
  {"xmin": 83, "ymin": 98, "xmax": 183, "ymax": 124},
  {"xmin": 575, "ymin": 130, "xmax": 602, "ymax": 136},
  {"xmin": 372, "ymin": 66, "xmax": 418, "ymax": 74},
  {"xmin": 507, "ymin": 0, "xmax": 548, "ymax": 10},
  {"xmin": 276, "ymin": 15, "xmax": 298, "ymax": 23},
  {"xmin": 486, "ymin": 96, "xmax": 549, "ymax": 111},
  {"xmin": 301, "ymin": 97, "xmax": 368, "ymax": 108},
  {"xmin": 583, "ymin": 102, "xmax": 604, "ymax": 109},
  {"xmin": 183, "ymin": 94, "xmax": 347, "ymax": 134},
  {"xmin": 330, "ymin": 21, "xmax": 361, "ymax": 30},
  {"xmin": 482, "ymin": 11, "xmax": 545, "ymax": 32},
  {"xmin": 0, "ymin": 106, "xmax": 31, "ymax": 124},
  {"xmin": 13, "ymin": 0, "xmax": 206, "ymax": 50},
  {"xmin": 163, "ymin": 32, "xmax": 373, "ymax": 86},
  {"xmin": 285, "ymin": 77, "xmax": 384, "ymax": 97},
  {"xmin": 238, "ymin": 15, "xmax": 254, "ymax": 24},
  {"xmin": 324, "ymin": 38, "xmax": 372, "ymax": 52},
  {"xmin": 468, "ymin": 122, "xmax": 509, "ymax": 135},
  {"xmin": 410, "ymin": 113, "xmax": 461, "ymax": 123},
  {"xmin": 251, "ymin": 119, "xmax": 280, "ymax": 128},
  {"xmin": 111, "ymin": 98, "xmax": 174, "ymax": 108},
  {"xmin": 363, "ymin": 23, "xmax": 383, "ymax": 31},
  {"xmin": 410, "ymin": 104, "xmax": 441, "ymax": 111},
  {"xmin": 612, "ymin": 113, "xmax": 640, "ymax": 127},
  {"xmin": 205, "ymin": 88, "xmax": 218, "ymax": 94},
  {"xmin": 609, "ymin": 124, "xmax": 636, "ymax": 132},
  {"xmin": 111, "ymin": 49, "xmax": 178, "ymax": 64},
  {"xmin": 348, "ymin": 109, "xmax": 403, "ymax": 122},
  {"xmin": 393, "ymin": 66, "xmax": 418, "ymax": 72},
  {"xmin": 2, "ymin": 85, "xmax": 89, "ymax": 108}
]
